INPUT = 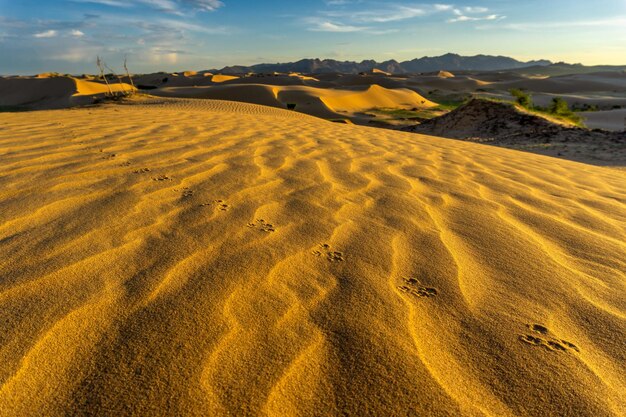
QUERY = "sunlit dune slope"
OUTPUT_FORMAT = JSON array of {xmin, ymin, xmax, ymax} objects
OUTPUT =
[
  {"xmin": 0, "ymin": 76, "xmax": 134, "ymax": 109},
  {"xmin": 210, "ymin": 74, "xmax": 240, "ymax": 83},
  {"xmin": 0, "ymin": 98, "xmax": 624, "ymax": 416},
  {"xmin": 152, "ymin": 84, "xmax": 435, "ymax": 117}
]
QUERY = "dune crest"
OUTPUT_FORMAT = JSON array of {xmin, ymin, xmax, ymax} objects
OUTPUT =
[
  {"xmin": 211, "ymin": 74, "xmax": 240, "ymax": 83},
  {"xmin": 0, "ymin": 99, "xmax": 624, "ymax": 416}
]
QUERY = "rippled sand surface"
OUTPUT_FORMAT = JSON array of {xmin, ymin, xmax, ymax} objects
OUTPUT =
[{"xmin": 0, "ymin": 99, "xmax": 624, "ymax": 416}]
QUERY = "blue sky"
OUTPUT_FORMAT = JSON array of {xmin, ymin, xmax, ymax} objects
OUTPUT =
[{"xmin": 1, "ymin": 0, "xmax": 625, "ymax": 74}]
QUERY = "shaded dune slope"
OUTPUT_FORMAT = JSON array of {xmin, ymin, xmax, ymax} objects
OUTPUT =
[
  {"xmin": 405, "ymin": 99, "xmax": 626, "ymax": 165},
  {"xmin": 0, "ymin": 99, "xmax": 625, "ymax": 416},
  {"xmin": 0, "ymin": 76, "xmax": 134, "ymax": 109}
]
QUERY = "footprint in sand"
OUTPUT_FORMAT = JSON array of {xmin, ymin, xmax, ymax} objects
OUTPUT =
[
  {"xmin": 398, "ymin": 277, "xmax": 438, "ymax": 298},
  {"xmin": 134, "ymin": 168, "xmax": 151, "ymax": 174},
  {"xmin": 174, "ymin": 187, "xmax": 194, "ymax": 198},
  {"xmin": 247, "ymin": 219, "xmax": 275, "ymax": 232},
  {"xmin": 313, "ymin": 243, "xmax": 345, "ymax": 262},
  {"xmin": 519, "ymin": 324, "xmax": 579, "ymax": 353},
  {"xmin": 101, "ymin": 153, "xmax": 116, "ymax": 160},
  {"xmin": 119, "ymin": 161, "xmax": 132, "ymax": 167},
  {"xmin": 200, "ymin": 200, "xmax": 230, "ymax": 211},
  {"xmin": 152, "ymin": 175, "xmax": 172, "ymax": 181}
]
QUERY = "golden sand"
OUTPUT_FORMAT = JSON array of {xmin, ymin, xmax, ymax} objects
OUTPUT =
[
  {"xmin": 0, "ymin": 99, "xmax": 624, "ymax": 416},
  {"xmin": 153, "ymin": 84, "xmax": 435, "ymax": 119}
]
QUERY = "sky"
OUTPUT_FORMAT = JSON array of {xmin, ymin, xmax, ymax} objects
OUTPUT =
[{"xmin": 1, "ymin": 0, "xmax": 625, "ymax": 74}]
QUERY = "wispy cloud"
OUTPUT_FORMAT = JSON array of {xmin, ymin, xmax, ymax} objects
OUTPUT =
[
  {"xmin": 305, "ymin": 18, "xmax": 369, "ymax": 32},
  {"xmin": 72, "ymin": 0, "xmax": 224, "ymax": 15},
  {"xmin": 477, "ymin": 17, "xmax": 626, "ymax": 30},
  {"xmin": 336, "ymin": 6, "xmax": 427, "ymax": 23},
  {"xmin": 447, "ymin": 6, "xmax": 504, "ymax": 23},
  {"xmin": 304, "ymin": 2, "xmax": 457, "ymax": 32},
  {"xmin": 321, "ymin": 3, "xmax": 452, "ymax": 24},
  {"xmin": 34, "ymin": 30, "xmax": 58, "ymax": 38},
  {"xmin": 448, "ymin": 14, "xmax": 503, "ymax": 23}
]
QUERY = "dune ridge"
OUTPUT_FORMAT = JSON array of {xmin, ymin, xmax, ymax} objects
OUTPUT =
[
  {"xmin": 152, "ymin": 84, "xmax": 435, "ymax": 118},
  {"xmin": 0, "ymin": 76, "xmax": 134, "ymax": 109},
  {"xmin": 0, "ymin": 99, "xmax": 624, "ymax": 416}
]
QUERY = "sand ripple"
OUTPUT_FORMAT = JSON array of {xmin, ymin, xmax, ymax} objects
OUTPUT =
[{"xmin": 0, "ymin": 100, "xmax": 624, "ymax": 416}]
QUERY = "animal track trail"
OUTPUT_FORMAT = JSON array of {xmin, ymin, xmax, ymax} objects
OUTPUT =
[
  {"xmin": 247, "ymin": 219, "xmax": 275, "ymax": 232},
  {"xmin": 397, "ymin": 277, "xmax": 438, "ymax": 298},
  {"xmin": 152, "ymin": 175, "xmax": 172, "ymax": 181},
  {"xmin": 174, "ymin": 187, "xmax": 194, "ymax": 198},
  {"xmin": 200, "ymin": 200, "xmax": 230, "ymax": 211},
  {"xmin": 519, "ymin": 324, "xmax": 579, "ymax": 354},
  {"xmin": 133, "ymin": 168, "xmax": 151, "ymax": 174},
  {"xmin": 312, "ymin": 243, "xmax": 345, "ymax": 262}
]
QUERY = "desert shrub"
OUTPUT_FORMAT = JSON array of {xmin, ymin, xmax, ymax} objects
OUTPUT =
[
  {"xmin": 538, "ymin": 97, "xmax": 583, "ymax": 126},
  {"xmin": 572, "ymin": 103, "xmax": 598, "ymax": 112},
  {"xmin": 510, "ymin": 88, "xmax": 532, "ymax": 109},
  {"xmin": 548, "ymin": 97, "xmax": 570, "ymax": 115}
]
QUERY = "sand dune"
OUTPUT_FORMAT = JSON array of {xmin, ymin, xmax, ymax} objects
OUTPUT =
[
  {"xmin": 406, "ymin": 99, "xmax": 626, "ymax": 165},
  {"xmin": 211, "ymin": 74, "xmax": 240, "ymax": 83},
  {"xmin": 407, "ymin": 75, "xmax": 490, "ymax": 91},
  {"xmin": 0, "ymin": 98, "xmax": 624, "ymax": 416},
  {"xmin": 0, "ymin": 76, "xmax": 134, "ymax": 109},
  {"xmin": 372, "ymin": 68, "xmax": 391, "ymax": 76},
  {"xmin": 582, "ymin": 108, "xmax": 626, "ymax": 131},
  {"xmin": 152, "ymin": 84, "xmax": 436, "ymax": 117}
]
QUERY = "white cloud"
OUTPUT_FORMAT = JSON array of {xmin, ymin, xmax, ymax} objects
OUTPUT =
[
  {"xmin": 72, "ymin": 0, "xmax": 224, "ymax": 14},
  {"xmin": 477, "ymin": 17, "xmax": 626, "ymax": 31},
  {"xmin": 450, "ymin": 14, "xmax": 500, "ymax": 22},
  {"xmin": 71, "ymin": 29, "xmax": 85, "ymax": 37},
  {"xmin": 350, "ymin": 6, "xmax": 426, "ymax": 23},
  {"xmin": 182, "ymin": 0, "xmax": 224, "ymax": 11},
  {"xmin": 448, "ymin": 8, "xmax": 504, "ymax": 23},
  {"xmin": 34, "ymin": 30, "xmax": 58, "ymax": 38},
  {"xmin": 307, "ymin": 20, "xmax": 369, "ymax": 32},
  {"xmin": 464, "ymin": 6, "xmax": 489, "ymax": 14},
  {"xmin": 322, "ymin": 3, "xmax": 454, "ymax": 24}
]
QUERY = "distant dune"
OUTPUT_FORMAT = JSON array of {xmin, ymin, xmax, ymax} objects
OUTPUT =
[
  {"xmin": 151, "ymin": 83, "xmax": 436, "ymax": 119},
  {"xmin": 0, "ymin": 98, "xmax": 624, "ymax": 416},
  {"xmin": 0, "ymin": 76, "xmax": 134, "ymax": 109}
]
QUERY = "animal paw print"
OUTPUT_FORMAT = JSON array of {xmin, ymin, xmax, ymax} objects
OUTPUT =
[
  {"xmin": 519, "ymin": 324, "xmax": 579, "ymax": 353},
  {"xmin": 119, "ymin": 161, "xmax": 132, "ymax": 167},
  {"xmin": 247, "ymin": 219, "xmax": 275, "ymax": 232},
  {"xmin": 200, "ymin": 200, "xmax": 229, "ymax": 211},
  {"xmin": 174, "ymin": 187, "xmax": 194, "ymax": 197},
  {"xmin": 152, "ymin": 175, "xmax": 172, "ymax": 181},
  {"xmin": 101, "ymin": 153, "xmax": 116, "ymax": 160},
  {"xmin": 313, "ymin": 244, "xmax": 345, "ymax": 262},
  {"xmin": 134, "ymin": 168, "xmax": 151, "ymax": 174},
  {"xmin": 398, "ymin": 277, "xmax": 438, "ymax": 298}
]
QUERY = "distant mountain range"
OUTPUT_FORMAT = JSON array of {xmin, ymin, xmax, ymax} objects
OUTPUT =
[
  {"xmin": 214, "ymin": 53, "xmax": 552, "ymax": 75},
  {"xmin": 505, "ymin": 62, "xmax": 626, "ymax": 76}
]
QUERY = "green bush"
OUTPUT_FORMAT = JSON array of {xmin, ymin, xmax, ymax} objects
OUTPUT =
[
  {"xmin": 548, "ymin": 97, "xmax": 570, "ymax": 115},
  {"xmin": 510, "ymin": 88, "xmax": 532, "ymax": 108}
]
